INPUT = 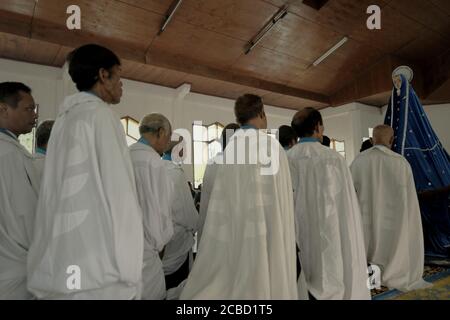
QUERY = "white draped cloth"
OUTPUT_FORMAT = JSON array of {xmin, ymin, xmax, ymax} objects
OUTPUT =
[
  {"xmin": 197, "ymin": 152, "xmax": 223, "ymax": 247},
  {"xmin": 0, "ymin": 131, "xmax": 39, "ymax": 299},
  {"xmin": 350, "ymin": 145, "xmax": 431, "ymax": 291},
  {"xmin": 162, "ymin": 161, "xmax": 198, "ymax": 276},
  {"xmin": 27, "ymin": 92, "xmax": 144, "ymax": 299},
  {"xmin": 130, "ymin": 141, "xmax": 174, "ymax": 299},
  {"xmin": 287, "ymin": 141, "xmax": 370, "ymax": 300},
  {"xmin": 181, "ymin": 129, "xmax": 298, "ymax": 299}
]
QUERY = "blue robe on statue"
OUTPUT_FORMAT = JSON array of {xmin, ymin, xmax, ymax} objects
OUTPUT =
[{"xmin": 384, "ymin": 74, "xmax": 450, "ymax": 257}]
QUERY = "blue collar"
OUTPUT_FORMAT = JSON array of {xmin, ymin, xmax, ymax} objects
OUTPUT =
[
  {"xmin": 138, "ymin": 136, "xmax": 151, "ymax": 147},
  {"xmin": 36, "ymin": 147, "xmax": 46, "ymax": 155},
  {"xmin": 299, "ymin": 137, "xmax": 320, "ymax": 144},
  {"xmin": 162, "ymin": 152, "xmax": 172, "ymax": 161},
  {"xmin": 85, "ymin": 90, "xmax": 100, "ymax": 99},
  {"xmin": 240, "ymin": 124, "xmax": 257, "ymax": 130},
  {"xmin": 0, "ymin": 128, "xmax": 17, "ymax": 140},
  {"xmin": 283, "ymin": 146, "xmax": 290, "ymax": 151}
]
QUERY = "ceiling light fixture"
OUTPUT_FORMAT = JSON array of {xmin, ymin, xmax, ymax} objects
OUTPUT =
[
  {"xmin": 312, "ymin": 36, "xmax": 348, "ymax": 66},
  {"xmin": 245, "ymin": 6, "xmax": 288, "ymax": 55},
  {"xmin": 158, "ymin": 0, "xmax": 183, "ymax": 35}
]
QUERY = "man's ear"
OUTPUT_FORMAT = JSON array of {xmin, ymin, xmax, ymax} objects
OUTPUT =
[
  {"xmin": 0, "ymin": 102, "xmax": 8, "ymax": 115},
  {"xmin": 98, "ymin": 68, "xmax": 110, "ymax": 83},
  {"xmin": 389, "ymin": 135, "xmax": 394, "ymax": 146}
]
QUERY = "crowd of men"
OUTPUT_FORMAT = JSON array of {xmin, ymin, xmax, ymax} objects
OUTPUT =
[{"xmin": 0, "ymin": 44, "xmax": 431, "ymax": 300}]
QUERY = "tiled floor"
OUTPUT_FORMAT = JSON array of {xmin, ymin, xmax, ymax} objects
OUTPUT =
[{"xmin": 371, "ymin": 262, "xmax": 450, "ymax": 300}]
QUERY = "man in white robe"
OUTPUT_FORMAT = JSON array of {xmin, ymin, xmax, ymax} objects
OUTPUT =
[
  {"xmin": 161, "ymin": 137, "xmax": 198, "ymax": 290},
  {"xmin": 350, "ymin": 124, "xmax": 431, "ymax": 292},
  {"xmin": 32, "ymin": 120, "xmax": 54, "ymax": 183},
  {"xmin": 287, "ymin": 107, "xmax": 370, "ymax": 300},
  {"xmin": 181, "ymin": 94, "xmax": 298, "ymax": 299},
  {"xmin": 130, "ymin": 113, "xmax": 174, "ymax": 300},
  {"xmin": 197, "ymin": 123, "xmax": 239, "ymax": 247},
  {"xmin": 0, "ymin": 82, "xmax": 39, "ymax": 299},
  {"xmin": 27, "ymin": 44, "xmax": 144, "ymax": 299}
]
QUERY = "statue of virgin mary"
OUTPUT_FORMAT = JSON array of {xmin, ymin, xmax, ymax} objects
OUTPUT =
[{"xmin": 384, "ymin": 66, "xmax": 450, "ymax": 257}]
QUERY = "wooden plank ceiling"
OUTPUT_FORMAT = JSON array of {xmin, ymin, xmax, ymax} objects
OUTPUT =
[{"xmin": 0, "ymin": 0, "xmax": 449, "ymax": 110}]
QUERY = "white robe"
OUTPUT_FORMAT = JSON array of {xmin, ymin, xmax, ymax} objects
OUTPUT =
[
  {"xmin": 27, "ymin": 92, "xmax": 144, "ymax": 299},
  {"xmin": 350, "ymin": 145, "xmax": 431, "ymax": 291},
  {"xmin": 130, "ymin": 142, "xmax": 174, "ymax": 299},
  {"xmin": 162, "ymin": 161, "xmax": 198, "ymax": 276},
  {"xmin": 181, "ymin": 129, "xmax": 298, "ymax": 299},
  {"xmin": 287, "ymin": 141, "xmax": 370, "ymax": 300},
  {"xmin": 197, "ymin": 152, "xmax": 222, "ymax": 247},
  {"xmin": 0, "ymin": 132, "xmax": 39, "ymax": 299}
]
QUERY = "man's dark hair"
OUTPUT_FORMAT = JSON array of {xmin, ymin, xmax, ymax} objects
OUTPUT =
[
  {"xmin": 291, "ymin": 107, "xmax": 323, "ymax": 138},
  {"xmin": 278, "ymin": 125, "xmax": 298, "ymax": 148},
  {"xmin": 234, "ymin": 94, "xmax": 264, "ymax": 125},
  {"xmin": 322, "ymin": 135, "xmax": 331, "ymax": 147},
  {"xmin": 0, "ymin": 82, "xmax": 32, "ymax": 109},
  {"xmin": 360, "ymin": 138, "xmax": 373, "ymax": 152},
  {"xmin": 67, "ymin": 44, "xmax": 121, "ymax": 92},
  {"xmin": 220, "ymin": 123, "xmax": 240, "ymax": 151},
  {"xmin": 36, "ymin": 120, "xmax": 55, "ymax": 148}
]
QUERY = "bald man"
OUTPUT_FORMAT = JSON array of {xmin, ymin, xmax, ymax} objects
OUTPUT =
[{"xmin": 350, "ymin": 125, "xmax": 431, "ymax": 292}]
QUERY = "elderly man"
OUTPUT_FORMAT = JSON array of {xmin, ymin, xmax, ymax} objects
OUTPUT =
[
  {"xmin": 287, "ymin": 107, "xmax": 370, "ymax": 300},
  {"xmin": 27, "ymin": 44, "xmax": 144, "ymax": 299},
  {"xmin": 0, "ymin": 82, "xmax": 39, "ymax": 299},
  {"xmin": 161, "ymin": 135, "xmax": 198, "ymax": 290},
  {"xmin": 181, "ymin": 94, "xmax": 298, "ymax": 299},
  {"xmin": 130, "ymin": 113, "xmax": 174, "ymax": 299},
  {"xmin": 32, "ymin": 120, "xmax": 54, "ymax": 182},
  {"xmin": 350, "ymin": 124, "xmax": 431, "ymax": 291},
  {"xmin": 197, "ymin": 123, "xmax": 240, "ymax": 246}
]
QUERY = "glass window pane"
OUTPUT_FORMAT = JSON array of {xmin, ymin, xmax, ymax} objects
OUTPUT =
[
  {"xmin": 19, "ymin": 128, "xmax": 35, "ymax": 154},
  {"xmin": 121, "ymin": 118, "xmax": 127, "ymax": 134},
  {"xmin": 128, "ymin": 118, "xmax": 140, "ymax": 140},
  {"xmin": 335, "ymin": 141, "xmax": 345, "ymax": 152},
  {"xmin": 193, "ymin": 124, "xmax": 207, "ymax": 141},
  {"xmin": 208, "ymin": 124, "xmax": 218, "ymax": 141},
  {"xmin": 194, "ymin": 141, "xmax": 207, "ymax": 164},
  {"xmin": 208, "ymin": 141, "xmax": 221, "ymax": 159},
  {"xmin": 193, "ymin": 164, "xmax": 207, "ymax": 188},
  {"xmin": 126, "ymin": 136, "xmax": 137, "ymax": 146},
  {"xmin": 217, "ymin": 125, "xmax": 224, "ymax": 140}
]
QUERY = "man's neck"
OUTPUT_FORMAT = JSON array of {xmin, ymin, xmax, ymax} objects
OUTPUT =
[
  {"xmin": 88, "ymin": 86, "xmax": 110, "ymax": 104},
  {"xmin": 0, "ymin": 127, "xmax": 18, "ymax": 139}
]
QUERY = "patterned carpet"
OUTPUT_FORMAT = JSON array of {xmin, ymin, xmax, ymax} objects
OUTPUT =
[{"xmin": 372, "ymin": 259, "xmax": 450, "ymax": 300}]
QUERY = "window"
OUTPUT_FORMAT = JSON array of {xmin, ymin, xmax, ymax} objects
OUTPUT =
[
  {"xmin": 121, "ymin": 116, "xmax": 140, "ymax": 146},
  {"xmin": 19, "ymin": 128, "xmax": 35, "ymax": 154},
  {"xmin": 193, "ymin": 122, "xmax": 224, "ymax": 188},
  {"xmin": 331, "ymin": 138, "xmax": 346, "ymax": 158}
]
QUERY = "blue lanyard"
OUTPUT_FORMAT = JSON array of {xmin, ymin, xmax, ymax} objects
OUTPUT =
[
  {"xmin": 36, "ymin": 147, "xmax": 46, "ymax": 155},
  {"xmin": 162, "ymin": 152, "xmax": 172, "ymax": 161},
  {"xmin": 138, "ymin": 136, "xmax": 151, "ymax": 147},
  {"xmin": 299, "ymin": 137, "xmax": 319, "ymax": 144},
  {"xmin": 240, "ymin": 124, "xmax": 257, "ymax": 130},
  {"xmin": 0, "ymin": 128, "xmax": 17, "ymax": 140}
]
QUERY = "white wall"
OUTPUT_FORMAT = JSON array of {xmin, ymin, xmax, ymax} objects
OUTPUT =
[
  {"xmin": 1, "ymin": 57, "xmax": 448, "ymax": 177},
  {"xmin": 320, "ymin": 103, "xmax": 383, "ymax": 165}
]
